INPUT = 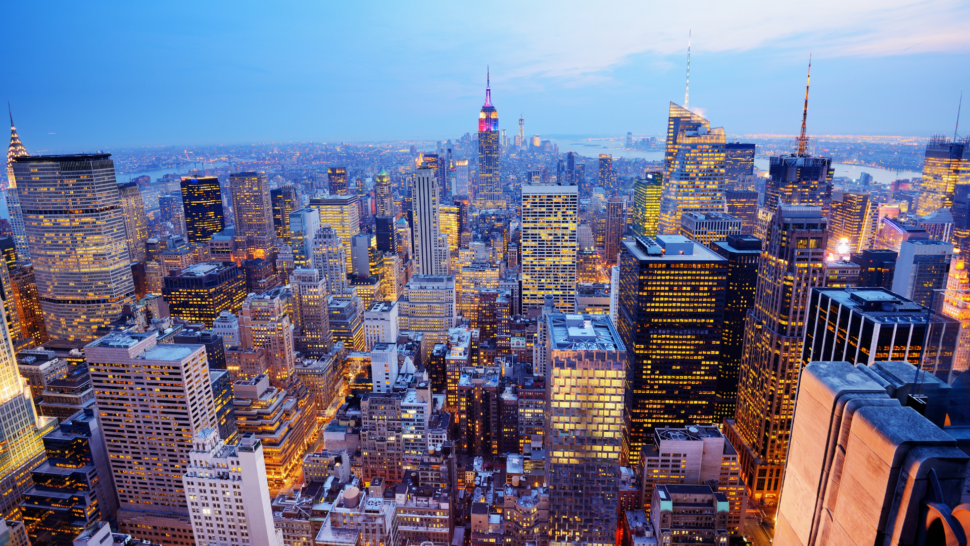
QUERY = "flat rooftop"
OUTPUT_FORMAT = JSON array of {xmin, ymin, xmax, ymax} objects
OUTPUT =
[
  {"xmin": 547, "ymin": 313, "xmax": 623, "ymax": 352},
  {"xmin": 14, "ymin": 153, "xmax": 111, "ymax": 162}
]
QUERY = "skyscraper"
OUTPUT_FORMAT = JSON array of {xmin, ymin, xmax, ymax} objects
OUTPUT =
[
  {"xmin": 288, "ymin": 208, "xmax": 320, "ymax": 270},
  {"xmin": 826, "ymin": 191, "xmax": 878, "ymax": 257},
  {"xmin": 617, "ymin": 235, "xmax": 727, "ymax": 465},
  {"xmin": 312, "ymin": 225, "xmax": 348, "ymax": 295},
  {"xmin": 230, "ymin": 172, "xmax": 275, "ymax": 260},
  {"xmin": 545, "ymin": 313, "xmax": 625, "ymax": 546},
  {"xmin": 598, "ymin": 154, "xmax": 615, "ymax": 195},
  {"xmin": 271, "ymin": 185, "xmax": 298, "ymax": 243},
  {"xmin": 802, "ymin": 288, "xmax": 959, "ymax": 381},
  {"xmin": 632, "ymin": 173, "xmax": 662, "ymax": 239},
  {"xmin": 521, "ymin": 183, "xmax": 578, "ymax": 312},
  {"xmin": 86, "ymin": 333, "xmax": 217, "ymax": 546},
  {"xmin": 6, "ymin": 106, "xmax": 30, "ymax": 264},
  {"xmin": 162, "ymin": 262, "xmax": 246, "ymax": 328},
  {"xmin": 942, "ymin": 183, "xmax": 970, "ymax": 374},
  {"xmin": 657, "ymin": 104, "xmax": 727, "ymax": 235},
  {"xmin": 711, "ymin": 235, "xmax": 761, "ymax": 423},
  {"xmin": 849, "ymin": 248, "xmax": 897, "ymax": 289},
  {"xmin": 12, "ymin": 154, "xmax": 136, "ymax": 341},
  {"xmin": 117, "ymin": 181, "xmax": 149, "ymax": 263},
  {"xmin": 517, "ymin": 114, "xmax": 525, "ymax": 148},
  {"xmin": 725, "ymin": 189, "xmax": 759, "ymax": 235},
  {"xmin": 727, "ymin": 205, "xmax": 827, "ymax": 504},
  {"xmin": 328, "ymin": 167, "xmax": 348, "ymax": 196},
  {"xmin": 240, "ymin": 287, "xmax": 295, "ymax": 388},
  {"xmin": 476, "ymin": 70, "xmax": 504, "ymax": 209},
  {"xmin": 412, "ymin": 167, "xmax": 449, "ymax": 275},
  {"xmin": 916, "ymin": 135, "xmax": 969, "ymax": 217},
  {"xmin": 724, "ymin": 142, "xmax": 755, "ymax": 187},
  {"xmin": 679, "ymin": 211, "xmax": 743, "ymax": 250},
  {"xmin": 604, "ymin": 197, "xmax": 625, "ymax": 263},
  {"xmin": 310, "ymin": 194, "xmax": 360, "ymax": 273},
  {"xmin": 374, "ymin": 167, "xmax": 393, "ymax": 217},
  {"xmin": 180, "ymin": 176, "xmax": 225, "ymax": 244},
  {"xmin": 158, "ymin": 192, "xmax": 187, "ymax": 237}
]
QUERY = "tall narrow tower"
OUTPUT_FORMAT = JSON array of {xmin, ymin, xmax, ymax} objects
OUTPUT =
[
  {"xmin": 6, "ymin": 105, "xmax": 30, "ymax": 264},
  {"xmin": 374, "ymin": 167, "xmax": 393, "ymax": 217},
  {"xmin": 476, "ymin": 68, "xmax": 504, "ymax": 209},
  {"xmin": 517, "ymin": 115, "xmax": 525, "ymax": 148}
]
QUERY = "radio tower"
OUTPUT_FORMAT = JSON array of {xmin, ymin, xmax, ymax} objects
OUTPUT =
[
  {"xmin": 955, "ymin": 89, "xmax": 963, "ymax": 141},
  {"xmin": 796, "ymin": 54, "xmax": 812, "ymax": 156}
]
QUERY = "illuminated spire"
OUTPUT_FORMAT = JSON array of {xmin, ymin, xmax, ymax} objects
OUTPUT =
[
  {"xmin": 7, "ymin": 103, "xmax": 28, "ymax": 185},
  {"xmin": 684, "ymin": 30, "xmax": 691, "ymax": 110},
  {"xmin": 796, "ymin": 54, "xmax": 811, "ymax": 156},
  {"xmin": 484, "ymin": 65, "xmax": 492, "ymax": 108}
]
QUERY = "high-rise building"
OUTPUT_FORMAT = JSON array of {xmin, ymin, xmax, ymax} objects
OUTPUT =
[
  {"xmin": 328, "ymin": 294, "xmax": 365, "ymax": 352},
  {"xmin": 679, "ymin": 211, "xmax": 743, "ymax": 250},
  {"xmin": 517, "ymin": 115, "xmax": 525, "ymax": 148},
  {"xmin": 180, "ymin": 176, "xmax": 225, "ymax": 245},
  {"xmin": 310, "ymin": 194, "xmax": 360, "ymax": 273},
  {"xmin": 240, "ymin": 287, "xmax": 295, "ymax": 388},
  {"xmin": 12, "ymin": 154, "xmax": 136, "ymax": 341},
  {"xmin": 184, "ymin": 430, "xmax": 284, "ymax": 546},
  {"xmin": 632, "ymin": 173, "xmax": 662, "ymax": 239},
  {"xmin": 776, "ymin": 360, "xmax": 970, "ymax": 544},
  {"xmin": 288, "ymin": 208, "xmax": 320, "ymax": 270},
  {"xmin": 657, "ymin": 104, "xmax": 727, "ymax": 235},
  {"xmin": 891, "ymin": 239, "xmax": 953, "ymax": 309},
  {"xmin": 604, "ymin": 197, "xmax": 625, "ymax": 263},
  {"xmin": 617, "ymin": 235, "xmax": 727, "ymax": 465},
  {"xmin": 363, "ymin": 300, "xmax": 399, "ymax": 351},
  {"xmin": 724, "ymin": 142, "xmax": 755, "ymax": 188},
  {"xmin": 86, "ymin": 333, "xmax": 217, "ymax": 546},
  {"xmin": 711, "ymin": 235, "xmax": 761, "ymax": 423},
  {"xmin": 916, "ymin": 135, "xmax": 969, "ymax": 217},
  {"xmin": 6, "ymin": 107, "xmax": 30, "ymax": 264},
  {"xmin": 827, "ymin": 191, "xmax": 878, "ymax": 257},
  {"xmin": 439, "ymin": 204, "xmax": 460, "ymax": 254},
  {"xmin": 545, "ymin": 313, "xmax": 625, "ymax": 546},
  {"xmin": 942, "ymin": 183, "xmax": 970, "ymax": 375},
  {"xmin": 0, "ymin": 302, "xmax": 56, "ymax": 520},
  {"xmin": 476, "ymin": 71, "xmax": 504, "ymax": 209},
  {"xmin": 328, "ymin": 167, "xmax": 348, "ymax": 196},
  {"xmin": 19, "ymin": 408, "xmax": 117, "ymax": 546},
  {"xmin": 312, "ymin": 226, "xmax": 348, "ymax": 296},
  {"xmin": 725, "ymin": 189, "xmax": 759, "ymax": 236},
  {"xmin": 291, "ymin": 268, "xmax": 332, "ymax": 357},
  {"xmin": 599, "ymin": 154, "xmax": 616, "ymax": 195},
  {"xmin": 802, "ymin": 287, "xmax": 959, "ymax": 381},
  {"xmin": 412, "ymin": 167, "xmax": 449, "ymax": 275},
  {"xmin": 521, "ymin": 183, "xmax": 578, "ymax": 312},
  {"xmin": 271, "ymin": 185, "xmax": 298, "ymax": 244},
  {"xmin": 9, "ymin": 266, "xmax": 47, "ymax": 347},
  {"xmin": 162, "ymin": 262, "xmax": 246, "ymax": 328},
  {"xmin": 399, "ymin": 275, "xmax": 456, "ymax": 346},
  {"xmin": 159, "ymin": 192, "xmax": 187, "ymax": 237},
  {"xmin": 230, "ymin": 172, "xmax": 275, "ymax": 260},
  {"xmin": 849, "ymin": 248, "xmax": 897, "ymax": 289},
  {"xmin": 118, "ymin": 182, "xmax": 149, "ymax": 263},
  {"xmin": 374, "ymin": 168, "xmax": 393, "ymax": 217},
  {"xmin": 727, "ymin": 205, "xmax": 827, "ymax": 504}
]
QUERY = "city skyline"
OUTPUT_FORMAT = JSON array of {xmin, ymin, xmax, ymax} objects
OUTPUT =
[{"xmin": 2, "ymin": 2, "xmax": 969, "ymax": 150}]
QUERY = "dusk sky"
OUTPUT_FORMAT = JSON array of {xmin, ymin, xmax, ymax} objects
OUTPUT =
[{"xmin": 3, "ymin": 1, "xmax": 969, "ymax": 151}]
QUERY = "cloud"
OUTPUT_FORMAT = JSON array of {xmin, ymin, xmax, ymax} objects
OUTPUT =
[{"xmin": 476, "ymin": 0, "xmax": 970, "ymax": 85}]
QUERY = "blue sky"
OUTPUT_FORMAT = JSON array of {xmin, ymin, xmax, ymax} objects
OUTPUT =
[{"xmin": 3, "ymin": 1, "xmax": 969, "ymax": 151}]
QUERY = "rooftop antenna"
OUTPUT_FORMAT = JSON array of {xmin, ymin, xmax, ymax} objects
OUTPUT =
[
  {"xmin": 955, "ymin": 89, "xmax": 963, "ymax": 141},
  {"xmin": 7, "ymin": 101, "xmax": 12, "ymax": 127},
  {"xmin": 796, "ymin": 54, "xmax": 812, "ymax": 156},
  {"xmin": 684, "ymin": 30, "xmax": 691, "ymax": 110}
]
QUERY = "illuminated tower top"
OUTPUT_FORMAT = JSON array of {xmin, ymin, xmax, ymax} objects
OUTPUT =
[
  {"xmin": 796, "ymin": 55, "xmax": 812, "ymax": 156},
  {"xmin": 6, "ymin": 103, "xmax": 27, "ymax": 188},
  {"xmin": 479, "ymin": 67, "xmax": 498, "ymax": 132}
]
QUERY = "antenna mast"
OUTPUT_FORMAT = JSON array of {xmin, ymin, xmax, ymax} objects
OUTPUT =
[
  {"xmin": 955, "ymin": 89, "xmax": 963, "ymax": 141},
  {"xmin": 685, "ymin": 30, "xmax": 691, "ymax": 109},
  {"xmin": 796, "ymin": 54, "xmax": 812, "ymax": 156}
]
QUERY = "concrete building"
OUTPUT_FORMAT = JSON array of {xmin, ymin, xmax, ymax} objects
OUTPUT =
[
  {"xmin": 398, "ymin": 275, "xmax": 456, "ymax": 346},
  {"xmin": 363, "ymin": 301, "xmax": 399, "ymax": 351},
  {"xmin": 310, "ymin": 195, "xmax": 361, "ymax": 273},
  {"xmin": 679, "ymin": 211, "xmax": 743, "ymax": 250},
  {"xmin": 649, "ymin": 485, "xmax": 729, "ymax": 544},
  {"xmin": 230, "ymin": 172, "xmax": 275, "ymax": 261},
  {"xmin": 183, "ymin": 430, "xmax": 283, "ymax": 546},
  {"xmin": 162, "ymin": 262, "xmax": 246, "ymax": 328},
  {"xmin": 213, "ymin": 310, "xmax": 241, "ymax": 347},
  {"xmin": 291, "ymin": 268, "xmax": 332, "ymax": 357},
  {"xmin": 369, "ymin": 343, "xmax": 400, "ymax": 394},
  {"xmin": 412, "ymin": 168, "xmax": 449, "ymax": 275},
  {"xmin": 86, "ymin": 333, "xmax": 217, "ymax": 546},
  {"xmin": 312, "ymin": 226, "xmax": 349, "ymax": 296},
  {"xmin": 776, "ymin": 360, "xmax": 970, "ymax": 545},
  {"xmin": 240, "ymin": 288, "xmax": 295, "ymax": 388}
]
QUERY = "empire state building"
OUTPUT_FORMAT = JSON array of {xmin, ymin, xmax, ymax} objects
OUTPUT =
[{"xmin": 476, "ymin": 69, "xmax": 504, "ymax": 210}]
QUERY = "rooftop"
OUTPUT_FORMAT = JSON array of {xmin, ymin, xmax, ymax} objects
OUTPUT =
[
  {"xmin": 13, "ymin": 153, "xmax": 111, "ymax": 163},
  {"xmin": 547, "ymin": 313, "xmax": 624, "ymax": 352}
]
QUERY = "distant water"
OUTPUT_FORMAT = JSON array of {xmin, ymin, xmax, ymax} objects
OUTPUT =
[
  {"xmin": 117, "ymin": 161, "xmax": 229, "ymax": 183},
  {"xmin": 753, "ymin": 159, "xmax": 920, "ymax": 185},
  {"xmin": 549, "ymin": 139, "xmax": 664, "ymax": 161}
]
